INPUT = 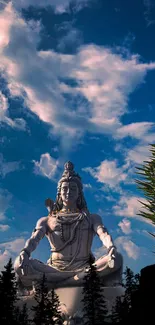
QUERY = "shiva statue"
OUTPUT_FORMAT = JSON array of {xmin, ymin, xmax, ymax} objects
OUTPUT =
[{"xmin": 14, "ymin": 162, "xmax": 123, "ymax": 291}]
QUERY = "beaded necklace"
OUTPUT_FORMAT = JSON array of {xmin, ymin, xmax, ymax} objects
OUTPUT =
[{"xmin": 56, "ymin": 211, "xmax": 85, "ymax": 244}]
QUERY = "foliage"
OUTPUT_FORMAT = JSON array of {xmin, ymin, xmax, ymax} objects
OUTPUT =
[
  {"xmin": 18, "ymin": 303, "xmax": 30, "ymax": 325},
  {"xmin": 14, "ymin": 303, "xmax": 30, "ymax": 325},
  {"xmin": 111, "ymin": 267, "xmax": 140, "ymax": 324},
  {"xmin": 31, "ymin": 273, "xmax": 62, "ymax": 325},
  {"xmin": 82, "ymin": 260, "xmax": 107, "ymax": 325},
  {"xmin": 0, "ymin": 258, "xmax": 19, "ymax": 325},
  {"xmin": 135, "ymin": 143, "xmax": 155, "ymax": 224}
]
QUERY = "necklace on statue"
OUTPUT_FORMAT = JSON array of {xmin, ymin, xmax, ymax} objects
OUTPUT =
[
  {"xmin": 56, "ymin": 211, "xmax": 86, "ymax": 243},
  {"xmin": 60, "ymin": 208, "xmax": 80, "ymax": 214}
]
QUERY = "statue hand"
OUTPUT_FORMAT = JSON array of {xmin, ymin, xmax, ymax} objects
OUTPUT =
[
  {"xmin": 108, "ymin": 246, "xmax": 117, "ymax": 268},
  {"xmin": 19, "ymin": 251, "xmax": 30, "ymax": 276}
]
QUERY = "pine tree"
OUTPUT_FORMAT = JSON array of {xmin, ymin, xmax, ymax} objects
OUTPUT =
[
  {"xmin": 111, "ymin": 267, "xmax": 140, "ymax": 324},
  {"xmin": 81, "ymin": 260, "xmax": 107, "ymax": 325},
  {"xmin": 0, "ymin": 258, "xmax": 19, "ymax": 325},
  {"xmin": 18, "ymin": 303, "xmax": 30, "ymax": 325},
  {"xmin": 47, "ymin": 289, "xmax": 63, "ymax": 324},
  {"xmin": 111, "ymin": 295, "xmax": 125, "ymax": 324},
  {"xmin": 31, "ymin": 274, "xmax": 62, "ymax": 325},
  {"xmin": 135, "ymin": 143, "xmax": 155, "ymax": 225}
]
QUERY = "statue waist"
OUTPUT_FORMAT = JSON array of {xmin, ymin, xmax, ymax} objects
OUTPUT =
[
  {"xmin": 51, "ymin": 254, "xmax": 90, "ymax": 262},
  {"xmin": 47, "ymin": 252, "xmax": 95, "ymax": 270},
  {"xmin": 48, "ymin": 255, "xmax": 90, "ymax": 271}
]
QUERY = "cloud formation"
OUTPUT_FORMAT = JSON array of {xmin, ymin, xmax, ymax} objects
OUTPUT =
[
  {"xmin": 118, "ymin": 218, "xmax": 132, "ymax": 234},
  {"xmin": 13, "ymin": 0, "xmax": 91, "ymax": 13},
  {"xmin": 0, "ymin": 224, "xmax": 10, "ymax": 231},
  {"xmin": 0, "ymin": 237, "xmax": 25, "ymax": 270},
  {"xmin": 113, "ymin": 195, "xmax": 148, "ymax": 220},
  {"xmin": 116, "ymin": 122, "xmax": 155, "ymax": 141},
  {"xmin": 0, "ymin": 3, "xmax": 155, "ymax": 149},
  {"xmin": 0, "ymin": 189, "xmax": 12, "ymax": 221},
  {"xmin": 125, "ymin": 143, "xmax": 152, "ymax": 164},
  {"xmin": 33, "ymin": 153, "xmax": 59, "ymax": 180},
  {"xmin": 0, "ymin": 154, "xmax": 21, "ymax": 178},
  {"xmin": 83, "ymin": 160, "xmax": 128, "ymax": 189},
  {"xmin": 115, "ymin": 236, "xmax": 140, "ymax": 260},
  {"xmin": 0, "ymin": 91, "xmax": 26, "ymax": 130}
]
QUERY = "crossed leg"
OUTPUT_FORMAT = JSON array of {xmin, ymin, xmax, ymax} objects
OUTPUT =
[
  {"xmin": 14, "ymin": 252, "xmax": 123, "ymax": 289},
  {"xmin": 14, "ymin": 256, "xmax": 76, "ymax": 289}
]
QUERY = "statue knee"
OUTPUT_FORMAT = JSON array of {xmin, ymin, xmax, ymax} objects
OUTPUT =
[{"xmin": 14, "ymin": 256, "xmax": 21, "ymax": 274}]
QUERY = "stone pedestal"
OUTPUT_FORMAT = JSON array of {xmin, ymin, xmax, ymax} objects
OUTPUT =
[
  {"xmin": 56, "ymin": 286, "xmax": 124, "ymax": 316},
  {"xmin": 17, "ymin": 285, "xmax": 124, "ymax": 323}
]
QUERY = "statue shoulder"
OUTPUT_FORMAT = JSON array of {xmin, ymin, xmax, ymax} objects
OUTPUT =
[
  {"xmin": 90, "ymin": 213, "xmax": 103, "ymax": 225},
  {"xmin": 90, "ymin": 214, "xmax": 104, "ymax": 232},
  {"xmin": 35, "ymin": 216, "xmax": 48, "ymax": 229}
]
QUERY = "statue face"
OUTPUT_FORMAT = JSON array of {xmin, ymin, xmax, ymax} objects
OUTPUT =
[{"xmin": 61, "ymin": 181, "xmax": 79, "ymax": 207}]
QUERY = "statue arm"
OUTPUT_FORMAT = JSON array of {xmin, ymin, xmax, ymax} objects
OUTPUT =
[
  {"xmin": 92, "ymin": 214, "xmax": 115, "ymax": 250},
  {"xmin": 21, "ymin": 217, "xmax": 47, "ymax": 257}
]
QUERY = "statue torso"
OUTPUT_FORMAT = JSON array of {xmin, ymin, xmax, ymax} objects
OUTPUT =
[{"xmin": 46, "ymin": 211, "xmax": 95, "ymax": 270}]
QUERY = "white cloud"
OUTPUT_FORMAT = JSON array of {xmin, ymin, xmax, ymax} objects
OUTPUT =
[
  {"xmin": 57, "ymin": 28, "xmax": 82, "ymax": 51},
  {"xmin": 113, "ymin": 195, "xmax": 155, "ymax": 227},
  {"xmin": 118, "ymin": 218, "xmax": 132, "ymax": 234},
  {"xmin": 115, "ymin": 122, "xmax": 155, "ymax": 171},
  {"xmin": 125, "ymin": 143, "xmax": 151, "ymax": 164},
  {"xmin": 113, "ymin": 195, "xmax": 148, "ymax": 219},
  {"xmin": 13, "ymin": 0, "xmax": 91, "ymax": 13},
  {"xmin": 0, "ymin": 237, "xmax": 25, "ymax": 270},
  {"xmin": 116, "ymin": 122, "xmax": 155, "ymax": 140},
  {"xmin": 0, "ymin": 224, "xmax": 10, "ymax": 231},
  {"xmin": 115, "ymin": 236, "xmax": 140, "ymax": 260},
  {"xmin": 94, "ymin": 233, "xmax": 140, "ymax": 261},
  {"xmin": 33, "ymin": 153, "xmax": 59, "ymax": 180},
  {"xmin": 69, "ymin": 46, "xmax": 155, "ymax": 134},
  {"xmin": 0, "ymin": 4, "xmax": 155, "ymax": 149},
  {"xmin": 0, "ymin": 90, "xmax": 8, "ymax": 114},
  {"xmin": 0, "ymin": 238, "xmax": 25, "ymax": 253},
  {"xmin": 0, "ymin": 250, "xmax": 11, "ymax": 270},
  {"xmin": 83, "ymin": 160, "xmax": 128, "ymax": 189},
  {"xmin": 0, "ymin": 90, "xmax": 26, "ymax": 130},
  {"xmin": 0, "ymin": 154, "xmax": 21, "ymax": 178},
  {"xmin": 83, "ymin": 183, "xmax": 92, "ymax": 189},
  {"xmin": 0, "ymin": 189, "xmax": 12, "ymax": 220}
]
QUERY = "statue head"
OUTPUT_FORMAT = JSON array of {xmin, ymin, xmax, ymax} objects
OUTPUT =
[{"xmin": 54, "ymin": 161, "xmax": 88, "ymax": 212}]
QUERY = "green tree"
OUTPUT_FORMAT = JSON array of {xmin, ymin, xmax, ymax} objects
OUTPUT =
[
  {"xmin": 111, "ymin": 267, "xmax": 140, "ymax": 324},
  {"xmin": 31, "ymin": 274, "xmax": 62, "ymax": 325},
  {"xmin": 18, "ymin": 303, "xmax": 30, "ymax": 325},
  {"xmin": 0, "ymin": 258, "xmax": 19, "ymax": 325},
  {"xmin": 135, "ymin": 143, "xmax": 155, "ymax": 226},
  {"xmin": 111, "ymin": 295, "xmax": 125, "ymax": 324},
  {"xmin": 14, "ymin": 304, "xmax": 30, "ymax": 325},
  {"xmin": 81, "ymin": 260, "xmax": 107, "ymax": 325}
]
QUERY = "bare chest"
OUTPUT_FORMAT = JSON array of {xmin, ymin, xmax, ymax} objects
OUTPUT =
[{"xmin": 47, "ymin": 214, "xmax": 92, "ymax": 241}]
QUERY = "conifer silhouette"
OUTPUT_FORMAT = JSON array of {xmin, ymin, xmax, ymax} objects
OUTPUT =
[
  {"xmin": 82, "ymin": 258, "xmax": 107, "ymax": 325},
  {"xmin": 31, "ymin": 274, "xmax": 62, "ymax": 325},
  {"xmin": 0, "ymin": 258, "xmax": 18, "ymax": 325}
]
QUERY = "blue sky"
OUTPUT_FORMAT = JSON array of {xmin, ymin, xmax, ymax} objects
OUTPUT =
[{"xmin": 0, "ymin": 0, "xmax": 155, "ymax": 274}]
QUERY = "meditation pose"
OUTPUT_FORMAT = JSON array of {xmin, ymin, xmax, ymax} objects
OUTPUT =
[{"xmin": 14, "ymin": 162, "xmax": 123, "ymax": 290}]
